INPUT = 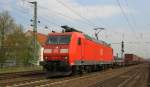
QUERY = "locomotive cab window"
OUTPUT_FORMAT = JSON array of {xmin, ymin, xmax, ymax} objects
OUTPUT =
[
  {"xmin": 78, "ymin": 38, "xmax": 81, "ymax": 45},
  {"xmin": 46, "ymin": 35, "xmax": 71, "ymax": 44}
]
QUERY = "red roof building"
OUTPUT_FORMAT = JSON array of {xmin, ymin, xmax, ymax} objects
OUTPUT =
[{"xmin": 25, "ymin": 30, "xmax": 47, "ymax": 46}]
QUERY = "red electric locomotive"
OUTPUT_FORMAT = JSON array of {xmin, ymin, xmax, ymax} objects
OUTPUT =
[{"xmin": 40, "ymin": 26, "xmax": 114, "ymax": 76}]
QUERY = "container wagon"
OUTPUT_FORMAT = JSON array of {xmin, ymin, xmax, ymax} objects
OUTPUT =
[{"xmin": 124, "ymin": 54, "xmax": 142, "ymax": 65}]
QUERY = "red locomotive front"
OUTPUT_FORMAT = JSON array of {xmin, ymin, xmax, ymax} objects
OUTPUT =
[
  {"xmin": 43, "ymin": 34, "xmax": 71, "ymax": 62},
  {"xmin": 41, "ymin": 33, "xmax": 73, "ymax": 76}
]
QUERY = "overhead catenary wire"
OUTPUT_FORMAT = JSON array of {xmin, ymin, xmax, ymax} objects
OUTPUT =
[
  {"xmin": 124, "ymin": 0, "xmax": 147, "ymax": 57},
  {"xmin": 36, "ymin": 5, "xmax": 98, "ymax": 33},
  {"xmin": 21, "ymin": 0, "xmax": 122, "ymax": 40},
  {"xmin": 39, "ymin": 5, "xmax": 98, "ymax": 28},
  {"xmin": 111, "ymin": 41, "xmax": 150, "ymax": 44},
  {"xmin": 115, "ymin": 0, "xmax": 145, "ymax": 56},
  {"xmin": 21, "ymin": 1, "xmax": 91, "ymax": 32},
  {"xmin": 38, "ymin": 6, "xmax": 89, "ymax": 26},
  {"xmin": 55, "ymin": 0, "xmax": 125, "ymax": 41},
  {"xmin": 55, "ymin": 0, "xmax": 103, "ymax": 28},
  {"xmin": 38, "ymin": 6, "xmax": 79, "ymax": 21},
  {"xmin": 116, "ymin": 0, "xmax": 135, "ymax": 33},
  {"xmin": 10, "ymin": 1, "xmax": 148, "ymax": 42},
  {"xmin": 19, "ymin": 0, "xmax": 146, "ymax": 41},
  {"xmin": 123, "ymin": 0, "xmax": 141, "ymax": 40},
  {"xmin": 116, "ymin": 0, "xmax": 138, "ymax": 39},
  {"xmin": 1, "ymin": 0, "xmax": 150, "ymax": 58},
  {"xmin": 17, "ymin": 1, "xmax": 63, "ymax": 29},
  {"xmin": 124, "ymin": 0, "xmax": 150, "ymax": 57},
  {"xmin": 19, "ymin": 1, "xmax": 89, "ymax": 32},
  {"xmin": 124, "ymin": 0, "xmax": 137, "ymax": 29},
  {"xmin": 39, "ymin": 15, "xmax": 60, "ymax": 27},
  {"xmin": 23, "ymin": 0, "xmax": 150, "ymax": 58}
]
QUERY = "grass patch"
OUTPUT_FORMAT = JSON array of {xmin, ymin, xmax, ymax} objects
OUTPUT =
[{"xmin": 0, "ymin": 66, "xmax": 43, "ymax": 74}]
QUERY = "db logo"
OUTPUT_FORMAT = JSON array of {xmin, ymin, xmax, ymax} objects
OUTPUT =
[
  {"xmin": 54, "ymin": 49, "xmax": 59, "ymax": 53},
  {"xmin": 100, "ymin": 49, "xmax": 103, "ymax": 55}
]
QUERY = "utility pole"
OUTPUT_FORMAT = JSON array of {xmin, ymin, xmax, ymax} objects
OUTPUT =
[
  {"xmin": 121, "ymin": 40, "xmax": 124, "ymax": 59},
  {"xmin": 29, "ymin": 1, "xmax": 38, "ymax": 65}
]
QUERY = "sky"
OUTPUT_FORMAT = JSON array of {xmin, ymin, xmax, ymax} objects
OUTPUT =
[{"xmin": 0, "ymin": 0, "xmax": 150, "ymax": 58}]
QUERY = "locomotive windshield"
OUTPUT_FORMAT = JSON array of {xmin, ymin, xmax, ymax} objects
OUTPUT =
[{"xmin": 46, "ymin": 35, "xmax": 71, "ymax": 44}]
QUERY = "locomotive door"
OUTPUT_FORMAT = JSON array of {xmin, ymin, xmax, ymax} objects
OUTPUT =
[{"xmin": 77, "ymin": 37, "xmax": 83, "ymax": 65}]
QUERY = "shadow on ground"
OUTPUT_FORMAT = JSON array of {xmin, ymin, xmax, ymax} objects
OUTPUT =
[{"xmin": 147, "ymin": 63, "xmax": 150, "ymax": 87}]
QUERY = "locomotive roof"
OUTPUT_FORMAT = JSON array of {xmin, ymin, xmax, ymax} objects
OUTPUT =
[
  {"xmin": 48, "ymin": 32, "xmax": 110, "ymax": 46},
  {"xmin": 84, "ymin": 34, "xmax": 110, "ymax": 46},
  {"xmin": 48, "ymin": 32, "xmax": 73, "ymax": 35}
]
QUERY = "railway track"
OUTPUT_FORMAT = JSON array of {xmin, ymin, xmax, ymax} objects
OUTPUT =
[
  {"xmin": 88, "ymin": 67, "xmax": 140, "ymax": 87},
  {"xmin": 0, "ymin": 70, "xmax": 46, "ymax": 87},
  {"xmin": 0, "ymin": 64, "xmax": 148, "ymax": 87},
  {"xmin": 88, "ymin": 63, "xmax": 149, "ymax": 87},
  {"xmin": 147, "ymin": 64, "xmax": 150, "ymax": 87},
  {"xmin": 0, "ymin": 66, "xmax": 122, "ymax": 87},
  {"xmin": 1, "ymin": 70, "xmax": 102, "ymax": 87},
  {"xmin": 34, "ymin": 65, "xmax": 141, "ymax": 87},
  {"xmin": 0, "ymin": 70, "xmax": 45, "ymax": 80}
]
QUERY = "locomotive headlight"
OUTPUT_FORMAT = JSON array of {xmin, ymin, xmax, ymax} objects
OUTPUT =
[
  {"xmin": 44, "ymin": 56, "xmax": 48, "ymax": 60},
  {"xmin": 60, "ymin": 49, "xmax": 68, "ymax": 53},
  {"xmin": 64, "ymin": 56, "xmax": 68, "ymax": 60},
  {"xmin": 44, "ymin": 49, "xmax": 52, "ymax": 53}
]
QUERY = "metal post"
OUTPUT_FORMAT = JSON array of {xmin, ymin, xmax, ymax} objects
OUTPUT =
[
  {"xmin": 30, "ymin": 1, "xmax": 37, "ymax": 45},
  {"xmin": 29, "ymin": 1, "xmax": 38, "ymax": 64},
  {"xmin": 121, "ymin": 40, "xmax": 124, "ymax": 59}
]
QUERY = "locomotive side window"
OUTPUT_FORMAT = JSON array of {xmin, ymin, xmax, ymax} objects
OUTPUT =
[{"xmin": 78, "ymin": 38, "xmax": 81, "ymax": 45}]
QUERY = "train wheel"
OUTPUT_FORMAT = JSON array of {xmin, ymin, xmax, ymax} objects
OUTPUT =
[
  {"xmin": 71, "ymin": 66, "xmax": 78, "ymax": 75},
  {"xmin": 79, "ymin": 66, "xmax": 84, "ymax": 75},
  {"xmin": 85, "ymin": 66, "xmax": 91, "ymax": 73}
]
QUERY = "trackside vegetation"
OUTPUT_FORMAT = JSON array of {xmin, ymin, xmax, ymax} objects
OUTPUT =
[{"xmin": 0, "ymin": 11, "xmax": 40, "ymax": 72}]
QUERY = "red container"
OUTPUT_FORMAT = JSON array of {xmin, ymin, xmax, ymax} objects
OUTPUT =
[{"xmin": 124, "ymin": 54, "xmax": 143, "ymax": 65}]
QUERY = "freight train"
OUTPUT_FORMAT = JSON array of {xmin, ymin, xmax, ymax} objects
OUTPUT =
[
  {"xmin": 113, "ymin": 54, "xmax": 144, "ymax": 67},
  {"xmin": 124, "ymin": 54, "xmax": 144, "ymax": 66},
  {"xmin": 40, "ymin": 26, "xmax": 143, "ymax": 77}
]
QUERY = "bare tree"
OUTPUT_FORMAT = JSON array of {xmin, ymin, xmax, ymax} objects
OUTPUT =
[
  {"xmin": 0, "ymin": 11, "xmax": 39, "ymax": 67},
  {"xmin": 0, "ymin": 11, "xmax": 15, "ymax": 67}
]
